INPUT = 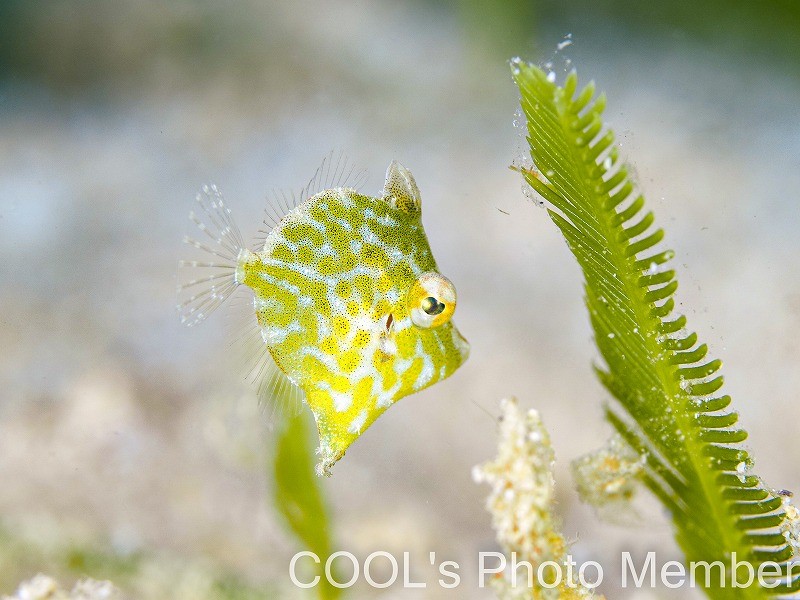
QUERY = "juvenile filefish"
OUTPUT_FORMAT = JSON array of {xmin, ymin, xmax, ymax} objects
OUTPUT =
[{"xmin": 178, "ymin": 157, "xmax": 469, "ymax": 475}]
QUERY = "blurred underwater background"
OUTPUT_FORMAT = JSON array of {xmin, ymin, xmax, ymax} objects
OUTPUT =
[{"xmin": 1, "ymin": 1, "xmax": 799, "ymax": 597}]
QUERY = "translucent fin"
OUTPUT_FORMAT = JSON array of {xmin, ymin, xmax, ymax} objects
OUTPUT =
[
  {"xmin": 177, "ymin": 185, "xmax": 245, "ymax": 326},
  {"xmin": 301, "ymin": 149, "xmax": 368, "ymax": 199},
  {"xmin": 231, "ymin": 303, "xmax": 305, "ymax": 424},
  {"xmin": 258, "ymin": 150, "xmax": 367, "ymax": 237}
]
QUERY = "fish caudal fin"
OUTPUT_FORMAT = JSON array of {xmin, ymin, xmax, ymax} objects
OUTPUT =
[{"xmin": 177, "ymin": 185, "xmax": 246, "ymax": 326}]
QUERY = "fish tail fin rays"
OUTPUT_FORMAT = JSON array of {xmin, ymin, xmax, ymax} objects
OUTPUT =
[{"xmin": 177, "ymin": 185, "xmax": 247, "ymax": 326}]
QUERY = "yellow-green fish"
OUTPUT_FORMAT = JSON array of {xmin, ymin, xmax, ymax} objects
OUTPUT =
[{"xmin": 178, "ymin": 157, "xmax": 469, "ymax": 475}]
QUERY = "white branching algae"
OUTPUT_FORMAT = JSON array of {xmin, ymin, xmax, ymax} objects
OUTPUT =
[
  {"xmin": 571, "ymin": 434, "xmax": 644, "ymax": 510},
  {"xmin": 473, "ymin": 398, "xmax": 603, "ymax": 599},
  {"xmin": 2, "ymin": 575, "xmax": 119, "ymax": 600},
  {"xmin": 472, "ymin": 398, "xmax": 560, "ymax": 567}
]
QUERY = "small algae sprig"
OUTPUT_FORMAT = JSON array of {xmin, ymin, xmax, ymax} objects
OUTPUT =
[
  {"xmin": 474, "ymin": 398, "xmax": 604, "ymax": 600},
  {"xmin": 178, "ymin": 155, "xmax": 468, "ymax": 474},
  {"xmin": 571, "ymin": 434, "xmax": 644, "ymax": 512}
]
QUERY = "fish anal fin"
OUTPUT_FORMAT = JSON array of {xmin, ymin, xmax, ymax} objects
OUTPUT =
[{"xmin": 233, "ymin": 306, "xmax": 306, "ymax": 424}]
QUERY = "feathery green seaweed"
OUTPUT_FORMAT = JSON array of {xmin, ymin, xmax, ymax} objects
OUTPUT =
[{"xmin": 513, "ymin": 61, "xmax": 798, "ymax": 598}]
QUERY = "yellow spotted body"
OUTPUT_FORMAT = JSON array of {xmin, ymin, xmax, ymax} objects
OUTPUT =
[{"xmin": 179, "ymin": 160, "xmax": 468, "ymax": 475}]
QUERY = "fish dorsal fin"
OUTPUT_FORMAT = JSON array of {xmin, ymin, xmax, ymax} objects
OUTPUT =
[
  {"xmin": 258, "ymin": 150, "xmax": 367, "ymax": 241},
  {"xmin": 301, "ymin": 149, "xmax": 368, "ymax": 199},
  {"xmin": 231, "ymin": 302, "xmax": 305, "ymax": 423},
  {"xmin": 382, "ymin": 161, "xmax": 421, "ymax": 215}
]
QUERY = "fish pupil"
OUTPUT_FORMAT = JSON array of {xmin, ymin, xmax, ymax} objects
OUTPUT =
[{"xmin": 422, "ymin": 296, "xmax": 445, "ymax": 316}]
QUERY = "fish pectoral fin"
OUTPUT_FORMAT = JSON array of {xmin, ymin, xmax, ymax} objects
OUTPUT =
[{"xmin": 377, "ymin": 314, "xmax": 397, "ymax": 362}]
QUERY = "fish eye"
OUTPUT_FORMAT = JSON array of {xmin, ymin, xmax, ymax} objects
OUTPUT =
[
  {"xmin": 408, "ymin": 273, "xmax": 456, "ymax": 329},
  {"xmin": 421, "ymin": 296, "xmax": 445, "ymax": 316}
]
